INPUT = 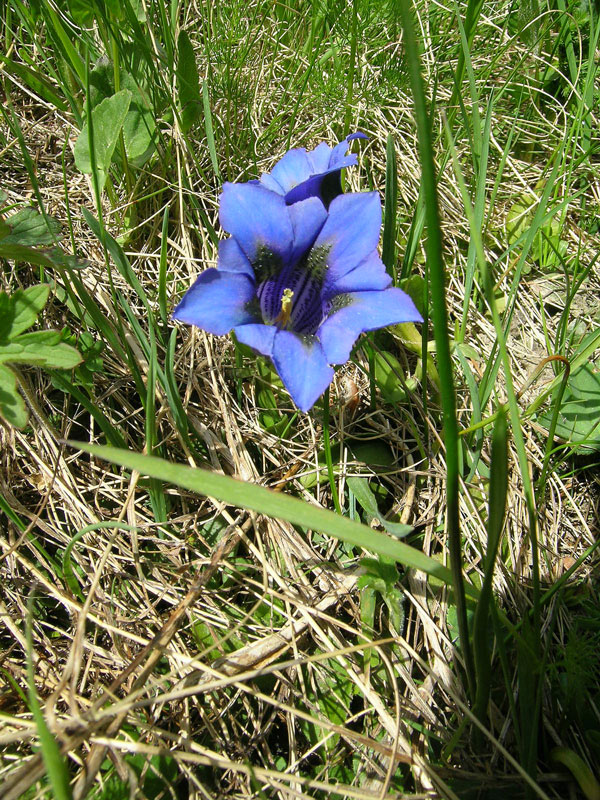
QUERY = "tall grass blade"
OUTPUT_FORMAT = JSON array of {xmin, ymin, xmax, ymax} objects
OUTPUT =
[
  {"xmin": 69, "ymin": 442, "xmax": 481, "ymax": 597},
  {"xmin": 382, "ymin": 133, "xmax": 398, "ymax": 280},
  {"xmin": 203, "ymin": 81, "xmax": 221, "ymax": 180},
  {"xmin": 26, "ymin": 595, "xmax": 73, "ymax": 800},
  {"xmin": 449, "ymin": 0, "xmax": 485, "ymax": 116},
  {"xmin": 473, "ymin": 408, "xmax": 508, "ymax": 728},
  {"xmin": 397, "ymin": 0, "xmax": 476, "ymax": 700}
]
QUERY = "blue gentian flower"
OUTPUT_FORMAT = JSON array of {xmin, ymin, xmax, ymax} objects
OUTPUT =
[
  {"xmin": 257, "ymin": 133, "xmax": 368, "ymax": 207},
  {"xmin": 173, "ymin": 184, "xmax": 423, "ymax": 413}
]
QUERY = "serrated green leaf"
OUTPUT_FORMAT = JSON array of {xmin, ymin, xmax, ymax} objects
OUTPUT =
[
  {"xmin": 2, "ymin": 207, "xmax": 61, "ymax": 246},
  {"xmin": 74, "ymin": 89, "xmax": 132, "ymax": 189},
  {"xmin": 0, "ymin": 363, "xmax": 28, "ymax": 428},
  {"xmin": 177, "ymin": 30, "xmax": 202, "ymax": 133}
]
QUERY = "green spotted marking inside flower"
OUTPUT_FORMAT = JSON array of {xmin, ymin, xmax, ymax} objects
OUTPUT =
[
  {"xmin": 303, "ymin": 244, "xmax": 331, "ymax": 287},
  {"xmin": 244, "ymin": 295, "xmax": 262, "ymax": 318},
  {"xmin": 297, "ymin": 333, "xmax": 318, "ymax": 349},
  {"xmin": 327, "ymin": 293, "xmax": 354, "ymax": 316},
  {"xmin": 252, "ymin": 245, "xmax": 282, "ymax": 284}
]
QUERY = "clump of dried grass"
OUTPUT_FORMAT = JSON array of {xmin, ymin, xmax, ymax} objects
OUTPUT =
[{"xmin": 1, "ymin": 4, "xmax": 600, "ymax": 797}]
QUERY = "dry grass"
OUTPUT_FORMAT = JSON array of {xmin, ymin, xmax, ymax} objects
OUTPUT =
[{"xmin": 1, "ymin": 2, "xmax": 600, "ymax": 797}]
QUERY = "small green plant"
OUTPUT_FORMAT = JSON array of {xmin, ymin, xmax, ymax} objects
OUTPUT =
[
  {"xmin": 0, "ymin": 284, "xmax": 82, "ymax": 427},
  {"xmin": 0, "ymin": 196, "xmax": 83, "ymax": 427}
]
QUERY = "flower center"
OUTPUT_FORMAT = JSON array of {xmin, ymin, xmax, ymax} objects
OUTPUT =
[
  {"xmin": 254, "ymin": 243, "xmax": 333, "ymax": 335},
  {"xmin": 274, "ymin": 288, "xmax": 294, "ymax": 328}
]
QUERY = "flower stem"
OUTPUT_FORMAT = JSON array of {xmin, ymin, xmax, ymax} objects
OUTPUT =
[{"xmin": 322, "ymin": 387, "xmax": 342, "ymax": 514}]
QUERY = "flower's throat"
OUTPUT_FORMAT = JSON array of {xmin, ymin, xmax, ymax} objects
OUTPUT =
[{"xmin": 274, "ymin": 288, "xmax": 294, "ymax": 329}]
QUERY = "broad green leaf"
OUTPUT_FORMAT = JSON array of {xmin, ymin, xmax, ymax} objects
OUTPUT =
[
  {"xmin": 506, "ymin": 191, "xmax": 567, "ymax": 271},
  {"xmin": 351, "ymin": 440, "xmax": 395, "ymax": 467},
  {"xmin": 15, "ymin": 330, "xmax": 62, "ymax": 347},
  {"xmin": 104, "ymin": 0, "xmax": 124, "ymax": 20},
  {"xmin": 0, "ymin": 363, "xmax": 28, "ymax": 428},
  {"xmin": 0, "ymin": 339, "xmax": 82, "ymax": 369},
  {"xmin": 89, "ymin": 56, "xmax": 116, "ymax": 108},
  {"xmin": 67, "ymin": 0, "xmax": 95, "ymax": 26},
  {"xmin": 302, "ymin": 656, "xmax": 356, "ymax": 751},
  {"xmin": 1, "ymin": 207, "xmax": 61, "ymax": 246},
  {"xmin": 122, "ymin": 98, "xmax": 155, "ymax": 164},
  {"xmin": 90, "ymin": 64, "xmax": 157, "ymax": 165},
  {"xmin": 2, "ymin": 285, "xmax": 50, "ymax": 339},
  {"xmin": 300, "ymin": 440, "xmax": 394, "ymax": 490},
  {"xmin": 537, "ymin": 364, "xmax": 600, "ymax": 451},
  {"xmin": 70, "ymin": 443, "xmax": 480, "ymax": 597},
  {"xmin": 372, "ymin": 350, "xmax": 407, "ymax": 404},
  {"xmin": 0, "ymin": 294, "xmax": 9, "ymax": 335},
  {"xmin": 0, "ymin": 242, "xmax": 86, "ymax": 270},
  {"xmin": 347, "ymin": 476, "xmax": 412, "ymax": 538},
  {"xmin": 551, "ymin": 747, "xmax": 600, "ymax": 800},
  {"xmin": 177, "ymin": 30, "xmax": 202, "ymax": 133},
  {"xmin": 74, "ymin": 89, "xmax": 132, "ymax": 189}
]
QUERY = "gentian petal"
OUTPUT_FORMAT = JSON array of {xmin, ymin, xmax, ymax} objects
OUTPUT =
[
  {"xmin": 234, "ymin": 323, "xmax": 276, "ymax": 357},
  {"xmin": 317, "ymin": 287, "xmax": 423, "ymax": 364},
  {"xmin": 268, "ymin": 148, "xmax": 313, "ymax": 194},
  {"xmin": 173, "ymin": 270, "xmax": 258, "ymax": 335},
  {"xmin": 285, "ymin": 167, "xmax": 348, "ymax": 206},
  {"xmin": 288, "ymin": 197, "xmax": 328, "ymax": 265},
  {"xmin": 307, "ymin": 142, "xmax": 333, "ymax": 173},
  {"xmin": 326, "ymin": 250, "xmax": 392, "ymax": 295},
  {"xmin": 314, "ymin": 192, "xmax": 382, "ymax": 284},
  {"xmin": 328, "ymin": 132, "xmax": 368, "ymax": 166},
  {"xmin": 218, "ymin": 237, "xmax": 255, "ymax": 281},
  {"xmin": 272, "ymin": 330, "xmax": 334, "ymax": 412},
  {"xmin": 258, "ymin": 173, "xmax": 284, "ymax": 194},
  {"xmin": 219, "ymin": 183, "xmax": 293, "ymax": 263}
]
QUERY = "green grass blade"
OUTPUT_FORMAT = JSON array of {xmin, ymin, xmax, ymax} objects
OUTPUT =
[
  {"xmin": 397, "ymin": 0, "xmax": 476, "ymax": 700},
  {"xmin": 473, "ymin": 408, "xmax": 508, "ymax": 728},
  {"xmin": 203, "ymin": 81, "xmax": 221, "ymax": 180},
  {"xmin": 342, "ymin": 0, "xmax": 359, "ymax": 136},
  {"xmin": 322, "ymin": 387, "xmax": 342, "ymax": 515},
  {"xmin": 68, "ymin": 442, "xmax": 481, "ymax": 598},
  {"xmin": 26, "ymin": 595, "xmax": 73, "ymax": 800},
  {"xmin": 158, "ymin": 204, "xmax": 170, "ymax": 331},
  {"xmin": 382, "ymin": 133, "xmax": 398, "ymax": 280},
  {"xmin": 449, "ymin": 0, "xmax": 485, "ymax": 116}
]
